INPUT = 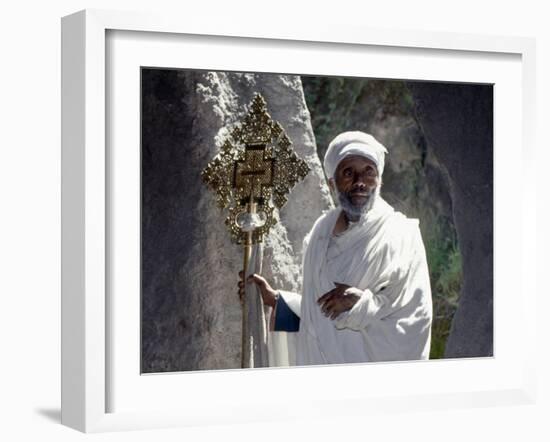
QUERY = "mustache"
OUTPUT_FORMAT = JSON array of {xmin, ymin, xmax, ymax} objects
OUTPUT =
[{"xmin": 345, "ymin": 188, "xmax": 374, "ymax": 198}]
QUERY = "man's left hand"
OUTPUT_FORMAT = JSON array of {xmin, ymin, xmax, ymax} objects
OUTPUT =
[{"xmin": 317, "ymin": 283, "xmax": 362, "ymax": 320}]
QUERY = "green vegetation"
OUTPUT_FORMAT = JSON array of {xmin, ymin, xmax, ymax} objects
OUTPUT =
[
  {"xmin": 302, "ymin": 76, "xmax": 414, "ymax": 160},
  {"xmin": 424, "ymin": 222, "xmax": 462, "ymax": 359}
]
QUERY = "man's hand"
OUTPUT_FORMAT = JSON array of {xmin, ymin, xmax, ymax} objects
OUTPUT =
[
  {"xmin": 238, "ymin": 271, "xmax": 278, "ymax": 308},
  {"xmin": 317, "ymin": 283, "xmax": 362, "ymax": 320}
]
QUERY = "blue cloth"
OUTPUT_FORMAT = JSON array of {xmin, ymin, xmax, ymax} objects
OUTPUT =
[{"xmin": 273, "ymin": 295, "xmax": 300, "ymax": 332}]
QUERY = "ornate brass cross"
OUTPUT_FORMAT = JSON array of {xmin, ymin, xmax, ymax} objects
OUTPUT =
[{"xmin": 202, "ymin": 93, "xmax": 309, "ymax": 367}]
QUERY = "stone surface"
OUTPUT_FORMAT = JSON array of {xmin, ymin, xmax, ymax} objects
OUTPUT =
[
  {"xmin": 408, "ymin": 82, "xmax": 493, "ymax": 358},
  {"xmin": 141, "ymin": 69, "xmax": 332, "ymax": 372}
]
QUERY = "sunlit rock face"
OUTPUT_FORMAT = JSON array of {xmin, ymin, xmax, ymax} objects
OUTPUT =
[{"xmin": 141, "ymin": 69, "xmax": 332, "ymax": 372}]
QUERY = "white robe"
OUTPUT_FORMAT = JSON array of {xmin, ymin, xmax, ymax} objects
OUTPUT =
[{"xmin": 275, "ymin": 197, "xmax": 432, "ymax": 365}]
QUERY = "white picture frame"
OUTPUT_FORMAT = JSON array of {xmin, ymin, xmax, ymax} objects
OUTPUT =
[{"xmin": 61, "ymin": 8, "xmax": 537, "ymax": 433}]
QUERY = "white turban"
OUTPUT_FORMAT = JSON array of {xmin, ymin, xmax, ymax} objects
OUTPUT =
[{"xmin": 323, "ymin": 131, "xmax": 388, "ymax": 180}]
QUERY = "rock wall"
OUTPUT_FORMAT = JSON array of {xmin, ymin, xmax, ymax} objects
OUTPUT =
[
  {"xmin": 141, "ymin": 69, "xmax": 332, "ymax": 372},
  {"xmin": 408, "ymin": 82, "xmax": 493, "ymax": 358}
]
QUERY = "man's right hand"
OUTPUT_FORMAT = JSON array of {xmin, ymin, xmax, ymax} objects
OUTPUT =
[{"xmin": 238, "ymin": 271, "xmax": 278, "ymax": 308}]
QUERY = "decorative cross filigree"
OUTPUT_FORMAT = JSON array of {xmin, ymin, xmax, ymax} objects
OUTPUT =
[{"xmin": 202, "ymin": 93, "xmax": 310, "ymax": 245}]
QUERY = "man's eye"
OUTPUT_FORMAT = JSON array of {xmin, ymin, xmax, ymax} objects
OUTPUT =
[
  {"xmin": 366, "ymin": 167, "xmax": 377, "ymax": 176},
  {"xmin": 343, "ymin": 169, "xmax": 353, "ymax": 176}
]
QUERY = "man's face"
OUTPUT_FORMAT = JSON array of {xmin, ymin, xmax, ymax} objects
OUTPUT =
[{"xmin": 331, "ymin": 155, "xmax": 380, "ymax": 217}]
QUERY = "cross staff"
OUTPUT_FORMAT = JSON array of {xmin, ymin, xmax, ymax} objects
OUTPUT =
[{"xmin": 202, "ymin": 93, "xmax": 309, "ymax": 368}]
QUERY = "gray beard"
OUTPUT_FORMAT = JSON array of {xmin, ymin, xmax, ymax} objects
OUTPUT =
[{"xmin": 337, "ymin": 187, "xmax": 378, "ymax": 221}]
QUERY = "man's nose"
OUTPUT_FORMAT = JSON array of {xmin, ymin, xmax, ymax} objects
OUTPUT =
[{"xmin": 352, "ymin": 174, "xmax": 367, "ymax": 189}]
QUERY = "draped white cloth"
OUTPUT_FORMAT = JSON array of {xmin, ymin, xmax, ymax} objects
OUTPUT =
[
  {"xmin": 244, "ymin": 244, "xmax": 269, "ymax": 368},
  {"xmin": 275, "ymin": 197, "xmax": 432, "ymax": 365}
]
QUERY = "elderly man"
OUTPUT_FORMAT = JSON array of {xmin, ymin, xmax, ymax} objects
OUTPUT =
[{"xmin": 239, "ymin": 131, "xmax": 432, "ymax": 365}]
